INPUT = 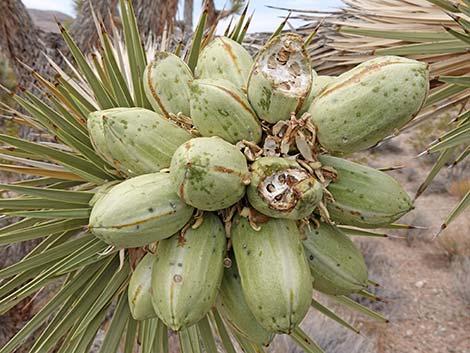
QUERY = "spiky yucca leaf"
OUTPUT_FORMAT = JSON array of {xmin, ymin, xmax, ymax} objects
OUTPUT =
[
  {"xmin": 0, "ymin": 2, "xmax": 392, "ymax": 352},
  {"xmin": 0, "ymin": 1, "xmax": 162, "ymax": 352}
]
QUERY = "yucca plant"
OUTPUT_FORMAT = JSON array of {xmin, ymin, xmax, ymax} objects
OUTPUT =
[
  {"xmin": 291, "ymin": 0, "xmax": 469, "ymax": 232},
  {"xmin": 0, "ymin": 1, "xmax": 431, "ymax": 352}
]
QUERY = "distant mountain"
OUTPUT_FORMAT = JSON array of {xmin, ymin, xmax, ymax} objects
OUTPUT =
[{"xmin": 27, "ymin": 8, "xmax": 73, "ymax": 34}]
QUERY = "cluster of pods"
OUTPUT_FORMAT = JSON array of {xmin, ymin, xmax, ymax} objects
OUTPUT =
[{"xmin": 86, "ymin": 33, "xmax": 429, "ymax": 339}]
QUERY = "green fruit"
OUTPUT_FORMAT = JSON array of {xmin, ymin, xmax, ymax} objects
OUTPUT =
[
  {"xmin": 309, "ymin": 56, "xmax": 429, "ymax": 155},
  {"xmin": 302, "ymin": 222, "xmax": 368, "ymax": 295},
  {"xmin": 190, "ymin": 79, "xmax": 262, "ymax": 144},
  {"xmin": 232, "ymin": 216, "xmax": 312, "ymax": 334},
  {"xmin": 151, "ymin": 213, "xmax": 226, "ymax": 331},
  {"xmin": 195, "ymin": 36, "xmax": 254, "ymax": 88},
  {"xmin": 299, "ymin": 75, "xmax": 336, "ymax": 115},
  {"xmin": 128, "ymin": 253, "xmax": 157, "ymax": 320},
  {"xmin": 217, "ymin": 256, "xmax": 274, "ymax": 346},
  {"xmin": 170, "ymin": 137, "xmax": 249, "ymax": 211},
  {"xmin": 143, "ymin": 52, "xmax": 193, "ymax": 117},
  {"xmin": 88, "ymin": 107, "xmax": 192, "ymax": 176},
  {"xmin": 247, "ymin": 157, "xmax": 322, "ymax": 220},
  {"xmin": 247, "ymin": 33, "xmax": 312, "ymax": 123},
  {"xmin": 319, "ymin": 155, "xmax": 413, "ymax": 228},
  {"xmin": 89, "ymin": 173, "xmax": 194, "ymax": 248}
]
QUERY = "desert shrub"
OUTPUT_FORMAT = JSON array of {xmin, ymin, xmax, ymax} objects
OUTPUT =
[
  {"xmin": 270, "ymin": 309, "xmax": 378, "ymax": 353},
  {"xmin": 439, "ymin": 216, "xmax": 470, "ymax": 258},
  {"xmin": 353, "ymin": 239, "xmax": 402, "ymax": 314},
  {"xmin": 452, "ymin": 256, "xmax": 470, "ymax": 306}
]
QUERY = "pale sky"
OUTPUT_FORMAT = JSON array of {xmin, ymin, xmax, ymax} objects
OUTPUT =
[{"xmin": 22, "ymin": 0, "xmax": 341, "ymax": 32}]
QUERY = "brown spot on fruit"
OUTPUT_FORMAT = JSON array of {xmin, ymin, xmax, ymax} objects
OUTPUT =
[
  {"xmin": 221, "ymin": 39, "xmax": 242, "ymax": 74},
  {"xmin": 177, "ymin": 233, "xmax": 187, "ymax": 247},
  {"xmin": 213, "ymin": 166, "xmax": 236, "ymax": 174},
  {"xmin": 131, "ymin": 284, "xmax": 142, "ymax": 305},
  {"xmin": 146, "ymin": 64, "xmax": 170, "ymax": 117}
]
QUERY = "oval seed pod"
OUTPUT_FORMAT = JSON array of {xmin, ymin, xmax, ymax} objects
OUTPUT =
[
  {"xmin": 128, "ymin": 253, "xmax": 158, "ymax": 320},
  {"xmin": 88, "ymin": 107, "xmax": 192, "ymax": 176},
  {"xmin": 190, "ymin": 79, "xmax": 262, "ymax": 144},
  {"xmin": 151, "ymin": 213, "xmax": 226, "ymax": 331},
  {"xmin": 195, "ymin": 36, "xmax": 254, "ymax": 88},
  {"xmin": 319, "ymin": 155, "xmax": 413, "ymax": 228},
  {"xmin": 303, "ymin": 222, "xmax": 368, "ymax": 296},
  {"xmin": 247, "ymin": 157, "xmax": 322, "ymax": 220},
  {"xmin": 89, "ymin": 173, "xmax": 194, "ymax": 248},
  {"xmin": 247, "ymin": 33, "xmax": 312, "ymax": 123},
  {"xmin": 143, "ymin": 52, "xmax": 193, "ymax": 117},
  {"xmin": 217, "ymin": 255, "xmax": 274, "ymax": 346},
  {"xmin": 298, "ymin": 75, "xmax": 336, "ymax": 115},
  {"xmin": 170, "ymin": 137, "xmax": 249, "ymax": 211},
  {"xmin": 309, "ymin": 56, "xmax": 429, "ymax": 155},
  {"xmin": 232, "ymin": 216, "xmax": 312, "ymax": 334}
]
